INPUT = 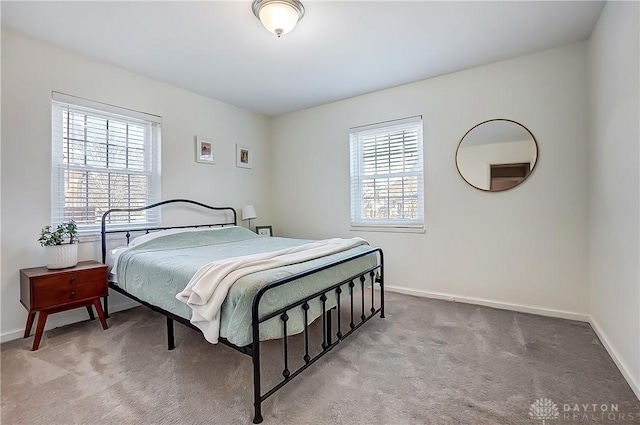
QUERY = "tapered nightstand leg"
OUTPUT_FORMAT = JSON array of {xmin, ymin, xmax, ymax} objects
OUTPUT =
[
  {"xmin": 86, "ymin": 305, "xmax": 95, "ymax": 320},
  {"xmin": 32, "ymin": 311, "xmax": 48, "ymax": 351},
  {"xmin": 24, "ymin": 312, "xmax": 36, "ymax": 338},
  {"xmin": 93, "ymin": 299, "xmax": 109, "ymax": 330}
]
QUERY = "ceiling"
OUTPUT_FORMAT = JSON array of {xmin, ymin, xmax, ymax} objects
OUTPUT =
[{"xmin": 1, "ymin": 1, "xmax": 604, "ymax": 117}]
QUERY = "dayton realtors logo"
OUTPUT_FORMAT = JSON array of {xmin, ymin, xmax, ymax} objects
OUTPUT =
[
  {"xmin": 529, "ymin": 398, "xmax": 560, "ymax": 424},
  {"xmin": 529, "ymin": 398, "xmax": 639, "ymax": 423}
]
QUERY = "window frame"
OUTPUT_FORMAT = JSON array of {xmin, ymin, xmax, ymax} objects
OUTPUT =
[
  {"xmin": 51, "ymin": 92, "xmax": 162, "ymax": 234},
  {"xmin": 349, "ymin": 116, "xmax": 425, "ymax": 232}
]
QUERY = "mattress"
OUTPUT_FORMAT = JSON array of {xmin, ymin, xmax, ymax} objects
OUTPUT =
[{"xmin": 112, "ymin": 226, "xmax": 377, "ymax": 346}]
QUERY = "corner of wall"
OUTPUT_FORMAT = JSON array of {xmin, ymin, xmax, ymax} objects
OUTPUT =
[{"xmin": 586, "ymin": 0, "xmax": 640, "ymax": 400}]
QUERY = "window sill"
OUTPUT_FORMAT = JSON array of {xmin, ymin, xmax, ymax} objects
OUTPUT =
[
  {"xmin": 78, "ymin": 233, "xmax": 101, "ymax": 243},
  {"xmin": 78, "ymin": 232, "xmax": 127, "ymax": 244},
  {"xmin": 350, "ymin": 226, "xmax": 425, "ymax": 234}
]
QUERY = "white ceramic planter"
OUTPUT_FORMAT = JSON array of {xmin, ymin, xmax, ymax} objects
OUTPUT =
[{"xmin": 46, "ymin": 244, "xmax": 78, "ymax": 269}]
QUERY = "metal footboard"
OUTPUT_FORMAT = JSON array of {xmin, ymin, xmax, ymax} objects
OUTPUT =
[{"xmin": 250, "ymin": 247, "xmax": 384, "ymax": 423}]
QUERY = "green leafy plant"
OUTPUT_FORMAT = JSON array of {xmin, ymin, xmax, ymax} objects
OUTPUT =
[{"xmin": 38, "ymin": 221, "xmax": 78, "ymax": 247}]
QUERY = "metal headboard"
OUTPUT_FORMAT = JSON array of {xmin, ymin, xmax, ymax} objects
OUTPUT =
[{"xmin": 100, "ymin": 199, "xmax": 237, "ymax": 263}]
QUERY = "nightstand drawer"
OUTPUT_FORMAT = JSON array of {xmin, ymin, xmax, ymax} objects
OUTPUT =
[
  {"xmin": 32, "ymin": 281, "xmax": 106, "ymax": 309},
  {"xmin": 32, "ymin": 268, "xmax": 106, "ymax": 290}
]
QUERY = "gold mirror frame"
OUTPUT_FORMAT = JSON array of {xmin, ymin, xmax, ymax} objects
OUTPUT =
[{"xmin": 455, "ymin": 119, "xmax": 539, "ymax": 192}]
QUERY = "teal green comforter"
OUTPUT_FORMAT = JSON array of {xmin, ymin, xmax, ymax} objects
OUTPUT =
[{"xmin": 116, "ymin": 227, "xmax": 377, "ymax": 346}]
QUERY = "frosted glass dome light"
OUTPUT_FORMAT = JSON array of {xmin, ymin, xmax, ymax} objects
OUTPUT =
[{"xmin": 252, "ymin": 0, "xmax": 305, "ymax": 38}]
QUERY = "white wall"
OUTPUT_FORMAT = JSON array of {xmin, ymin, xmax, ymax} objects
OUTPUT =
[
  {"xmin": 270, "ymin": 42, "xmax": 590, "ymax": 318},
  {"xmin": 0, "ymin": 29, "xmax": 272, "ymax": 340},
  {"xmin": 588, "ymin": 1, "xmax": 640, "ymax": 397}
]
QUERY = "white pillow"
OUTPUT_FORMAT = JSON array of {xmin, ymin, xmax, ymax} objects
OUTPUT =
[
  {"xmin": 106, "ymin": 246, "xmax": 130, "ymax": 276},
  {"xmin": 129, "ymin": 226, "xmax": 236, "ymax": 247}
]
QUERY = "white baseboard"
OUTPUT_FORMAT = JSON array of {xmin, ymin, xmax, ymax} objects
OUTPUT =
[
  {"xmin": 0, "ymin": 297, "xmax": 139, "ymax": 344},
  {"xmin": 385, "ymin": 285, "xmax": 639, "ymax": 401},
  {"xmin": 589, "ymin": 317, "xmax": 640, "ymax": 400},
  {"xmin": 385, "ymin": 285, "xmax": 590, "ymax": 322}
]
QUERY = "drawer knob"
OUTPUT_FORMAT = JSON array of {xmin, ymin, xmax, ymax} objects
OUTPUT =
[
  {"xmin": 69, "ymin": 277, "xmax": 76, "ymax": 283},
  {"xmin": 70, "ymin": 291, "xmax": 76, "ymax": 297}
]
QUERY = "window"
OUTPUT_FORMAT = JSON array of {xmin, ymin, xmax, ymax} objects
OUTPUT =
[
  {"xmin": 51, "ymin": 92, "xmax": 161, "ymax": 232},
  {"xmin": 350, "ymin": 116, "xmax": 424, "ymax": 230}
]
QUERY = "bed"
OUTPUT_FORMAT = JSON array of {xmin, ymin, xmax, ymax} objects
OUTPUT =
[{"xmin": 100, "ymin": 199, "xmax": 385, "ymax": 423}]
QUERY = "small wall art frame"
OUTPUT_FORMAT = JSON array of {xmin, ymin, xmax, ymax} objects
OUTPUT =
[
  {"xmin": 236, "ymin": 144, "xmax": 252, "ymax": 169},
  {"xmin": 195, "ymin": 137, "xmax": 215, "ymax": 164},
  {"xmin": 255, "ymin": 225, "xmax": 273, "ymax": 237}
]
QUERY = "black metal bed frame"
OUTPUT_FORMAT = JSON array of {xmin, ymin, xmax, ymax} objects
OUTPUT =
[{"xmin": 100, "ymin": 199, "xmax": 385, "ymax": 424}]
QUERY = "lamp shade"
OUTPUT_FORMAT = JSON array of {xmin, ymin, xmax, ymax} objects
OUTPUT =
[
  {"xmin": 241, "ymin": 205, "xmax": 257, "ymax": 221},
  {"xmin": 252, "ymin": 0, "xmax": 305, "ymax": 38}
]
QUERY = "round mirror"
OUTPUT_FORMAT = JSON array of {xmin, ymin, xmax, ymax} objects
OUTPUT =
[{"xmin": 455, "ymin": 119, "xmax": 538, "ymax": 192}]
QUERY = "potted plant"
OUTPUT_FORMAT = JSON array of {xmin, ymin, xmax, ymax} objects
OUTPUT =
[{"xmin": 38, "ymin": 221, "xmax": 79, "ymax": 269}]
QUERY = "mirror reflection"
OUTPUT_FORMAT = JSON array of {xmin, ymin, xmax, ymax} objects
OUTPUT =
[{"xmin": 455, "ymin": 119, "xmax": 538, "ymax": 192}]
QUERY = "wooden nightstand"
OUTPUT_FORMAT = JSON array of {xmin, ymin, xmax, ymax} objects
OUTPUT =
[{"xmin": 20, "ymin": 260, "xmax": 109, "ymax": 350}]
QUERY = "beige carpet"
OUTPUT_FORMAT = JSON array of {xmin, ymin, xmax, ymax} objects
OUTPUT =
[{"xmin": 2, "ymin": 292, "xmax": 639, "ymax": 425}]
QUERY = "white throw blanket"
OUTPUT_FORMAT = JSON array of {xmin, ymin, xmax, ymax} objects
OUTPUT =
[{"xmin": 176, "ymin": 237, "xmax": 368, "ymax": 343}]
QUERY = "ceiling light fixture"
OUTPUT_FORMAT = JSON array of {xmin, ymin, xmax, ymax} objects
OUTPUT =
[{"xmin": 252, "ymin": 0, "xmax": 305, "ymax": 38}]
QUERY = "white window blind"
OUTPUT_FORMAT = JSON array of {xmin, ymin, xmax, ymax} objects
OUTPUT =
[
  {"xmin": 51, "ymin": 93, "xmax": 161, "ymax": 232},
  {"xmin": 350, "ymin": 116, "xmax": 424, "ymax": 229}
]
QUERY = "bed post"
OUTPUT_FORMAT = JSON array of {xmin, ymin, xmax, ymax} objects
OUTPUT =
[
  {"xmin": 101, "ymin": 212, "xmax": 110, "ymax": 318},
  {"xmin": 167, "ymin": 317, "xmax": 175, "ymax": 350},
  {"xmin": 379, "ymin": 250, "xmax": 385, "ymax": 318},
  {"xmin": 251, "ymin": 300, "xmax": 263, "ymax": 423}
]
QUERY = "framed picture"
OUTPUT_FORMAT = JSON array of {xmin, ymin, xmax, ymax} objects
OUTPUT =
[
  {"xmin": 236, "ymin": 144, "xmax": 252, "ymax": 169},
  {"xmin": 195, "ymin": 137, "xmax": 215, "ymax": 164},
  {"xmin": 255, "ymin": 225, "xmax": 273, "ymax": 237}
]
